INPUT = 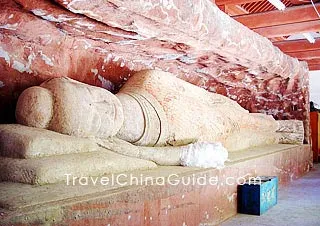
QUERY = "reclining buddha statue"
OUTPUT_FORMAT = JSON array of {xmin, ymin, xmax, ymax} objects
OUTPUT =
[{"xmin": 15, "ymin": 70, "xmax": 304, "ymax": 167}]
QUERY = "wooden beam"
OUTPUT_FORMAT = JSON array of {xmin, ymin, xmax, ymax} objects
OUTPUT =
[
  {"xmin": 308, "ymin": 64, "xmax": 320, "ymax": 71},
  {"xmin": 215, "ymin": 0, "xmax": 258, "ymax": 6},
  {"xmin": 270, "ymin": 37, "xmax": 287, "ymax": 42},
  {"xmin": 306, "ymin": 59, "xmax": 320, "ymax": 65},
  {"xmin": 286, "ymin": 50, "xmax": 320, "ymax": 60},
  {"xmin": 253, "ymin": 20, "xmax": 320, "ymax": 38},
  {"xmin": 225, "ymin": 4, "xmax": 249, "ymax": 16},
  {"xmin": 289, "ymin": 0, "xmax": 310, "ymax": 5},
  {"xmin": 233, "ymin": 4, "xmax": 320, "ymax": 29},
  {"xmin": 300, "ymin": 58, "xmax": 320, "ymax": 71},
  {"xmin": 274, "ymin": 39, "xmax": 320, "ymax": 53}
]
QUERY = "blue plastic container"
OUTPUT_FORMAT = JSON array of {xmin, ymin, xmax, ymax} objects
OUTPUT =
[{"xmin": 238, "ymin": 176, "xmax": 278, "ymax": 215}]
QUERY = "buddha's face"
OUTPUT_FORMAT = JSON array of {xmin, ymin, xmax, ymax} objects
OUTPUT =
[{"xmin": 15, "ymin": 86, "xmax": 53, "ymax": 129}]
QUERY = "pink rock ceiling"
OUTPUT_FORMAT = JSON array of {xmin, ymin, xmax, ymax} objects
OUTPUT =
[{"xmin": 0, "ymin": 0, "xmax": 310, "ymax": 140}]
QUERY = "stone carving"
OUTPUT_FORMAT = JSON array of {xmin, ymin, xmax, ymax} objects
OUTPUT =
[
  {"xmin": 0, "ymin": 124, "xmax": 157, "ymax": 184},
  {"xmin": 117, "ymin": 70, "xmax": 281, "ymax": 151},
  {"xmin": 0, "ymin": 124, "xmax": 99, "ymax": 159},
  {"xmin": 16, "ymin": 70, "xmax": 304, "ymax": 151},
  {"xmin": 96, "ymin": 137, "xmax": 228, "ymax": 168},
  {"xmin": 16, "ymin": 77, "xmax": 124, "ymax": 138},
  {"xmin": 276, "ymin": 120, "xmax": 304, "ymax": 145},
  {"xmin": 0, "ymin": 124, "xmax": 227, "ymax": 184},
  {"xmin": 0, "ymin": 70, "xmax": 305, "ymax": 185}
]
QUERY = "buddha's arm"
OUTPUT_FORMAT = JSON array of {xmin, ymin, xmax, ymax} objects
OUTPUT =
[{"xmin": 96, "ymin": 137, "xmax": 228, "ymax": 168}]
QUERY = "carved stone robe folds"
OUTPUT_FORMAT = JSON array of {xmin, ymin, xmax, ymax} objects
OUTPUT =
[{"xmin": 117, "ymin": 70, "xmax": 280, "ymax": 151}]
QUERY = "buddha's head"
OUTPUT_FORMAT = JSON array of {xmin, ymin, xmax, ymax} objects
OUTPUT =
[{"xmin": 15, "ymin": 86, "xmax": 53, "ymax": 129}]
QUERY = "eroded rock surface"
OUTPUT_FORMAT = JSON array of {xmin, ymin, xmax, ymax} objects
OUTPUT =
[{"xmin": 0, "ymin": 0, "xmax": 310, "ymax": 140}]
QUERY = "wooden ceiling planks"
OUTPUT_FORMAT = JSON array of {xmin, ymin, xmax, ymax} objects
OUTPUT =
[
  {"xmin": 233, "ymin": 4, "xmax": 320, "ymax": 29},
  {"xmin": 215, "ymin": 0, "xmax": 260, "ymax": 6},
  {"xmin": 253, "ymin": 20, "xmax": 320, "ymax": 37},
  {"xmin": 216, "ymin": 0, "xmax": 320, "ymax": 70},
  {"xmin": 287, "ymin": 50, "xmax": 320, "ymax": 60},
  {"xmin": 308, "ymin": 64, "xmax": 320, "ymax": 71},
  {"xmin": 274, "ymin": 39, "xmax": 320, "ymax": 53}
]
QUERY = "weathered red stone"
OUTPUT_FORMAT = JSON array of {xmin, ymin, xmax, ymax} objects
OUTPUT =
[{"xmin": 0, "ymin": 0, "xmax": 310, "ymax": 140}]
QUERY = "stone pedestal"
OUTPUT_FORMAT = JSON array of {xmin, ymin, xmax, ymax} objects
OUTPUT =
[
  {"xmin": 0, "ymin": 124, "xmax": 157, "ymax": 185},
  {"xmin": 0, "ymin": 144, "xmax": 312, "ymax": 225}
]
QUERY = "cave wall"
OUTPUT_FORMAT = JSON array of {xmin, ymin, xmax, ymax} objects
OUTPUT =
[{"xmin": 0, "ymin": 0, "xmax": 310, "ymax": 140}]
